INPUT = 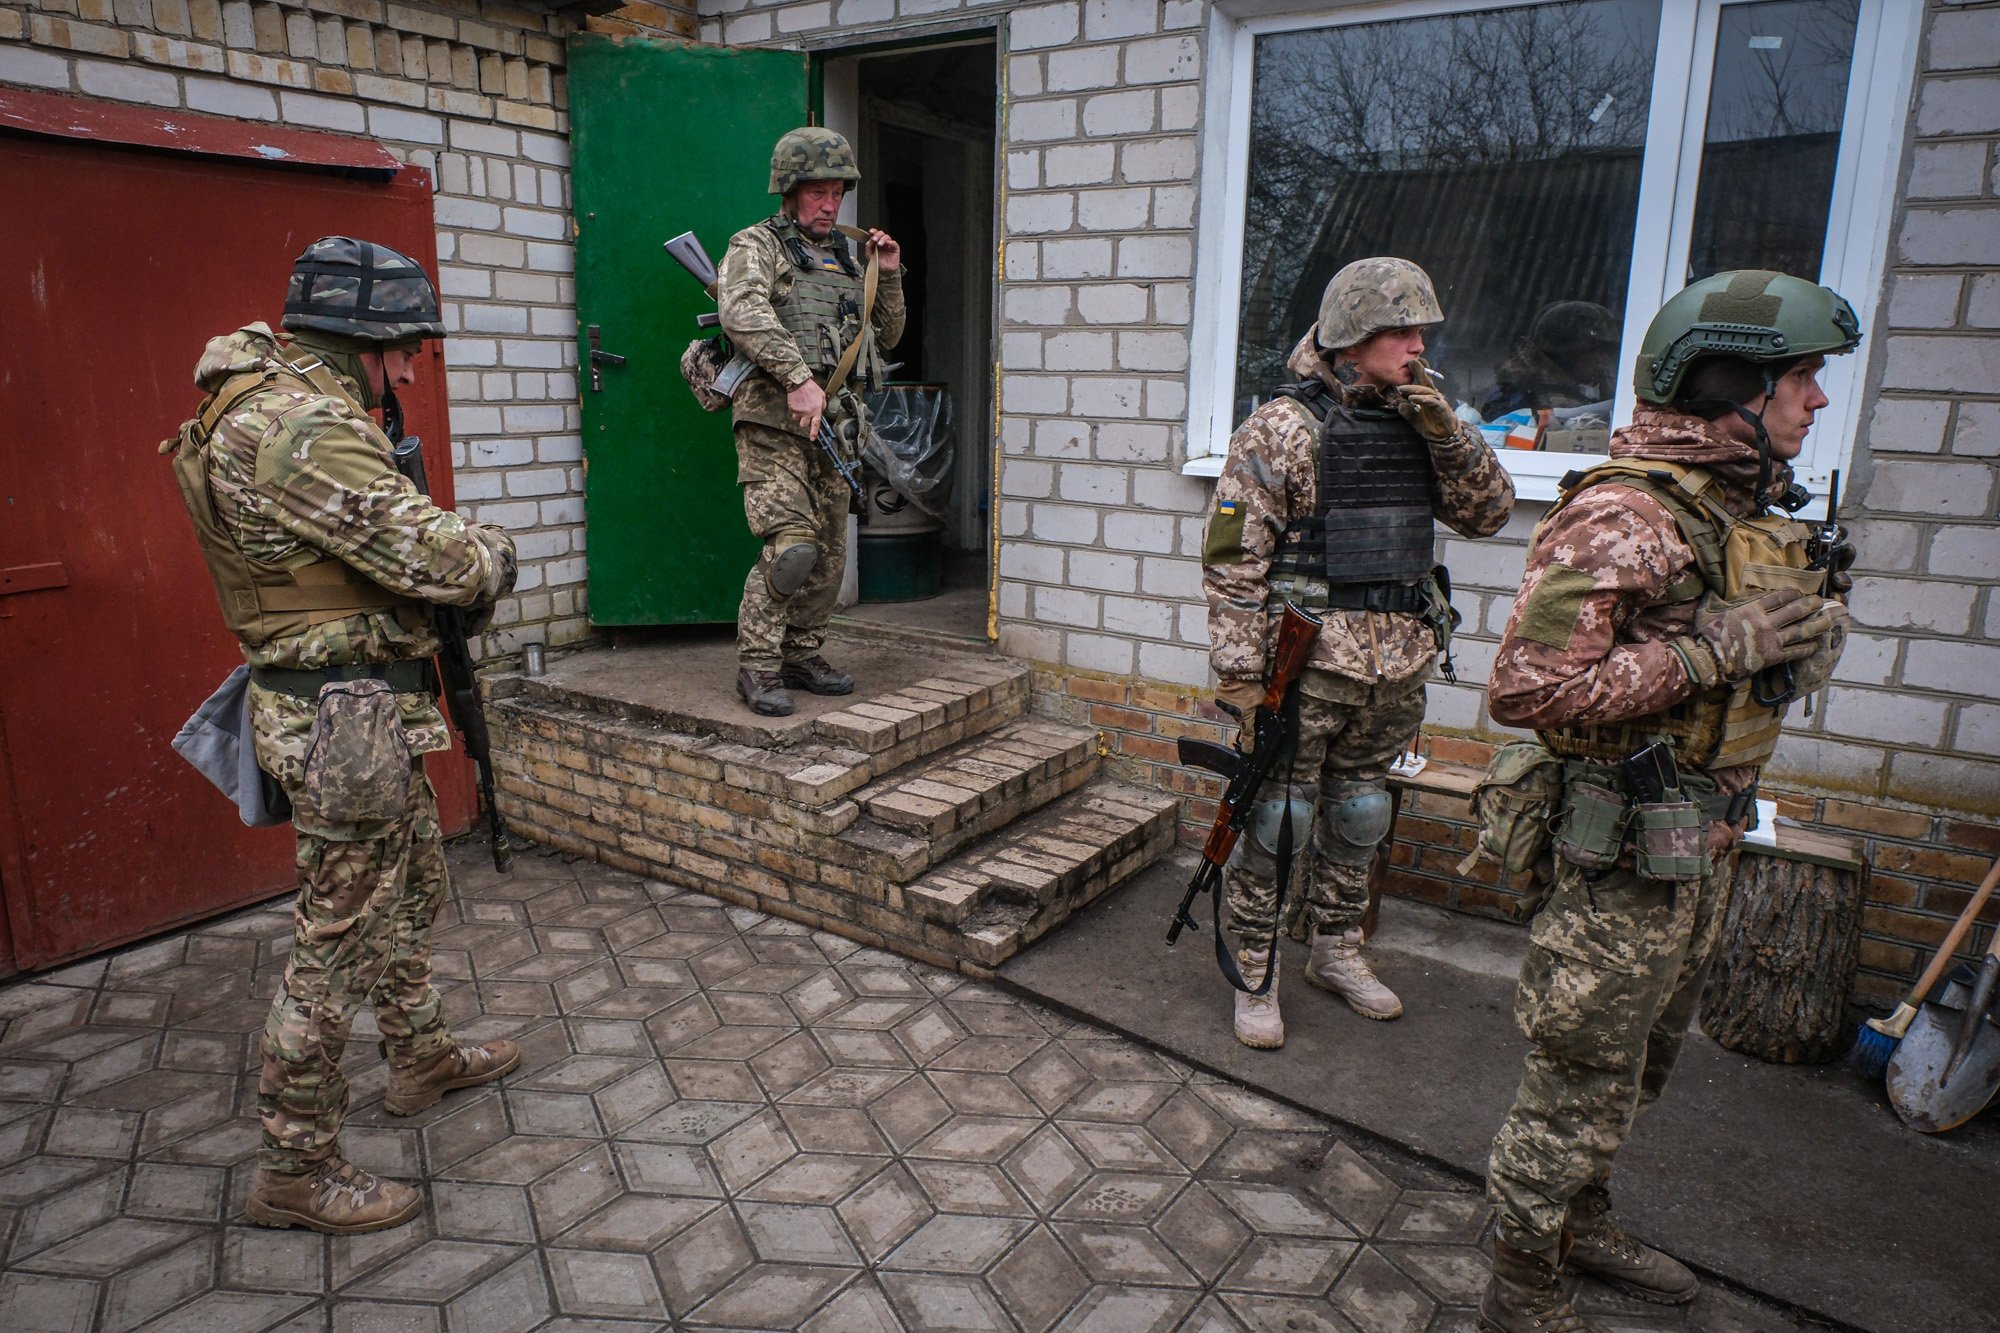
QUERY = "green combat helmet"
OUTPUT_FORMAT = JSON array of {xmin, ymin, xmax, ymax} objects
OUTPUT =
[
  {"xmin": 282, "ymin": 236, "xmax": 446, "ymax": 343},
  {"xmin": 1636, "ymin": 269, "xmax": 1859, "ymax": 405},
  {"xmin": 769, "ymin": 126, "xmax": 861, "ymax": 196},
  {"xmin": 1314, "ymin": 257, "xmax": 1444, "ymax": 352}
]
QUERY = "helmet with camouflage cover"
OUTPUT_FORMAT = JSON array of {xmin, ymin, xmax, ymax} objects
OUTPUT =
[
  {"xmin": 1636, "ymin": 269, "xmax": 1860, "ymax": 405},
  {"xmin": 1314, "ymin": 257, "xmax": 1444, "ymax": 351},
  {"xmin": 769, "ymin": 127, "xmax": 861, "ymax": 196},
  {"xmin": 282, "ymin": 236, "xmax": 445, "ymax": 343}
]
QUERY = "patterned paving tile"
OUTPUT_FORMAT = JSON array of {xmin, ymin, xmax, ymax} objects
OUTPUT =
[{"xmin": 0, "ymin": 844, "xmax": 1815, "ymax": 1331}]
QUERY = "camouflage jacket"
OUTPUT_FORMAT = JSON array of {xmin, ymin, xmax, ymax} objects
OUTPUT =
[
  {"xmin": 190, "ymin": 324, "xmax": 516, "ymax": 765},
  {"xmin": 1202, "ymin": 341, "xmax": 1515, "ymax": 686},
  {"xmin": 1488, "ymin": 406, "xmax": 1798, "ymax": 837},
  {"xmin": 716, "ymin": 218, "xmax": 906, "ymax": 437}
]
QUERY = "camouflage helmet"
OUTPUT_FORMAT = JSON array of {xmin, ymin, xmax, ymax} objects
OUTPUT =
[
  {"xmin": 1636, "ymin": 269, "xmax": 1860, "ymax": 405},
  {"xmin": 769, "ymin": 126, "xmax": 861, "ymax": 196},
  {"xmin": 1314, "ymin": 257, "xmax": 1444, "ymax": 351},
  {"xmin": 281, "ymin": 236, "xmax": 446, "ymax": 343}
]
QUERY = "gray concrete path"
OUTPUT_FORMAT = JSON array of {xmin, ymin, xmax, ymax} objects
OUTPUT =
[
  {"xmin": 999, "ymin": 853, "xmax": 2000, "ymax": 1333},
  {"xmin": 0, "ymin": 842, "xmax": 1822, "ymax": 1332}
]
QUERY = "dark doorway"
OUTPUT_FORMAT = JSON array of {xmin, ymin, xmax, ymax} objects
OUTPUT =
[{"xmin": 824, "ymin": 38, "xmax": 998, "ymax": 645}]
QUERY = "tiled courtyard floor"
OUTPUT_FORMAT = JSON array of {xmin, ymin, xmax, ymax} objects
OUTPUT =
[{"xmin": 0, "ymin": 843, "xmax": 1822, "ymax": 1332}]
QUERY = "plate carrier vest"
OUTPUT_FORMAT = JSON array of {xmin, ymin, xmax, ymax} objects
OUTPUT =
[
  {"xmin": 1534, "ymin": 459, "xmax": 1819, "ymax": 772},
  {"xmin": 164, "ymin": 352, "xmax": 416, "ymax": 648},
  {"xmin": 765, "ymin": 216, "xmax": 882, "ymax": 392},
  {"xmin": 1268, "ymin": 379, "xmax": 1439, "ymax": 609}
]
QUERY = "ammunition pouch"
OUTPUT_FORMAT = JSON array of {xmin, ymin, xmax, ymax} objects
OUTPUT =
[{"xmin": 1548, "ymin": 757, "xmax": 1723, "ymax": 883}]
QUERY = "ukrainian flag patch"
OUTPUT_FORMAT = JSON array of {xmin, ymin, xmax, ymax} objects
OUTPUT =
[{"xmin": 1205, "ymin": 496, "xmax": 1247, "ymax": 563}]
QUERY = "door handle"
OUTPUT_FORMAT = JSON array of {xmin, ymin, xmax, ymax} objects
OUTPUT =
[{"xmin": 587, "ymin": 325, "xmax": 626, "ymax": 392}]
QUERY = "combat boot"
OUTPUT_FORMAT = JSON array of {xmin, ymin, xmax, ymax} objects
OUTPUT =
[
  {"xmin": 1566, "ymin": 1180, "xmax": 1699, "ymax": 1304},
  {"xmin": 1480, "ymin": 1237, "xmax": 1594, "ymax": 1333},
  {"xmin": 383, "ymin": 1039, "xmax": 520, "ymax": 1117},
  {"xmin": 737, "ymin": 668, "xmax": 795, "ymax": 717},
  {"xmin": 1232, "ymin": 947, "xmax": 1284, "ymax": 1049},
  {"xmin": 1305, "ymin": 928, "xmax": 1404, "ymax": 1020},
  {"xmin": 246, "ymin": 1157, "xmax": 422, "ymax": 1234},
  {"xmin": 781, "ymin": 654, "xmax": 853, "ymax": 696}
]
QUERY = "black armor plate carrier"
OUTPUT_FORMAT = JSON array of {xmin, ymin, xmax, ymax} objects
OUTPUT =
[{"xmin": 1270, "ymin": 380, "xmax": 1437, "ymax": 588}]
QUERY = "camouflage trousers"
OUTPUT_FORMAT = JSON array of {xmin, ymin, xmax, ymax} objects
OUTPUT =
[
  {"xmin": 257, "ymin": 765, "xmax": 453, "ymax": 1173},
  {"xmin": 1225, "ymin": 667, "xmax": 1427, "ymax": 948},
  {"xmin": 735, "ymin": 420, "xmax": 850, "ymax": 672},
  {"xmin": 1486, "ymin": 849, "xmax": 1736, "ymax": 1248}
]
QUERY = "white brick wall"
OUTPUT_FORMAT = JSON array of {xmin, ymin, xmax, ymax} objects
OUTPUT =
[
  {"xmin": 696, "ymin": 0, "xmax": 1995, "ymax": 819},
  {"xmin": 5, "ymin": 0, "xmax": 590, "ymax": 658}
]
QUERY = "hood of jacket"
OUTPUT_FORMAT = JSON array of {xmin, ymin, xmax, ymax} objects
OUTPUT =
[
  {"xmin": 193, "ymin": 323, "xmax": 375, "ymax": 409},
  {"xmin": 1612, "ymin": 403, "xmax": 1792, "ymax": 517}
]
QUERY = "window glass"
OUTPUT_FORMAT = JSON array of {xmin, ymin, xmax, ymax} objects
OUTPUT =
[
  {"xmin": 1687, "ymin": 0, "xmax": 1860, "ymax": 282},
  {"xmin": 1236, "ymin": 1, "xmax": 1662, "ymax": 457}
]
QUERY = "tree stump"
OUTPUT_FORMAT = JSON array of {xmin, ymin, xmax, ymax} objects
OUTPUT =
[{"xmin": 1700, "ymin": 842, "xmax": 1867, "ymax": 1064}]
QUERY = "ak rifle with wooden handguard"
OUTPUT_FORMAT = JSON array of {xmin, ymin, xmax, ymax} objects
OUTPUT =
[
  {"xmin": 385, "ymin": 403, "xmax": 515, "ymax": 873},
  {"xmin": 1169, "ymin": 602, "xmax": 1323, "ymax": 989}
]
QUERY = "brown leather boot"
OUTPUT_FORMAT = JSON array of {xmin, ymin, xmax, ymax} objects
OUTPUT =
[
  {"xmin": 1480, "ymin": 1236, "xmax": 1594, "ymax": 1333},
  {"xmin": 246, "ymin": 1157, "xmax": 422, "ymax": 1234},
  {"xmin": 780, "ymin": 654, "xmax": 853, "ymax": 696},
  {"xmin": 737, "ymin": 667, "xmax": 795, "ymax": 716},
  {"xmin": 383, "ymin": 1039, "xmax": 520, "ymax": 1116},
  {"xmin": 1566, "ymin": 1180, "xmax": 1699, "ymax": 1304}
]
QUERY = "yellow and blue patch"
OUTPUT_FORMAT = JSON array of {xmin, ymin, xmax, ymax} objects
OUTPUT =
[{"xmin": 1204, "ymin": 497, "xmax": 1247, "ymax": 563}]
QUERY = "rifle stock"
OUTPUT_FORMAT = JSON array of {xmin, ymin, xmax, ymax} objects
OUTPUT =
[
  {"xmin": 1168, "ymin": 602, "xmax": 1324, "ymax": 979},
  {"xmin": 389, "ymin": 432, "xmax": 515, "ymax": 873}
]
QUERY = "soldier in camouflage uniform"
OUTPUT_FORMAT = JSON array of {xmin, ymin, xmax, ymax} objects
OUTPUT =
[
  {"xmin": 1478, "ymin": 271, "xmax": 1858, "ymax": 1332},
  {"xmin": 719, "ymin": 126, "xmax": 906, "ymax": 716},
  {"xmin": 165, "ymin": 238, "xmax": 520, "ymax": 1234},
  {"xmin": 1202, "ymin": 258, "xmax": 1514, "ymax": 1049}
]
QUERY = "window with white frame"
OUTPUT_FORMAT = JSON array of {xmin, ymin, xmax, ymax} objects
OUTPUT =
[{"xmin": 1188, "ymin": 0, "xmax": 1921, "ymax": 505}]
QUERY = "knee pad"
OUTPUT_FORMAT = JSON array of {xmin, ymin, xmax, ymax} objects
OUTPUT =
[
  {"xmin": 765, "ymin": 539, "xmax": 819, "ymax": 599},
  {"xmin": 1318, "ymin": 780, "xmax": 1393, "ymax": 865},
  {"xmin": 1248, "ymin": 794, "xmax": 1317, "ymax": 857}
]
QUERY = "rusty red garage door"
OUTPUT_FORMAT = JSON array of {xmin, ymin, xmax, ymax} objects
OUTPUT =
[{"xmin": 0, "ymin": 91, "xmax": 474, "ymax": 973}]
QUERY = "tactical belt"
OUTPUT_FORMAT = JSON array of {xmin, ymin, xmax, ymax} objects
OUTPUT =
[
  {"xmin": 1320, "ymin": 581, "xmax": 1429, "ymax": 614},
  {"xmin": 252, "ymin": 660, "xmax": 430, "ymax": 699}
]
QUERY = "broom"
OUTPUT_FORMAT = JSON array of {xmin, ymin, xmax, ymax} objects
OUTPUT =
[{"xmin": 1850, "ymin": 851, "xmax": 2000, "ymax": 1078}]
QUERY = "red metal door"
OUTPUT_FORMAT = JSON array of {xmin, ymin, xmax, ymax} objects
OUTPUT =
[{"xmin": 0, "ymin": 109, "xmax": 472, "ymax": 972}]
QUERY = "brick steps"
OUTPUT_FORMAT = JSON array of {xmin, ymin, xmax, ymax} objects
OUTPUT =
[
  {"xmin": 906, "ymin": 780, "xmax": 1181, "ymax": 967},
  {"xmin": 486, "ymin": 648, "xmax": 1178, "ymax": 973}
]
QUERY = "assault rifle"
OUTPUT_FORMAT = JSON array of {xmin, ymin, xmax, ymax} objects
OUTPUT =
[
  {"xmin": 662, "ymin": 230, "xmax": 866, "ymax": 505},
  {"xmin": 385, "ymin": 402, "xmax": 515, "ymax": 873},
  {"xmin": 1170, "ymin": 602, "xmax": 1323, "ymax": 993}
]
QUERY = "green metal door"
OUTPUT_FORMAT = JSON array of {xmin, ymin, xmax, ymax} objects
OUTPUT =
[{"xmin": 569, "ymin": 36, "xmax": 809, "ymax": 624}]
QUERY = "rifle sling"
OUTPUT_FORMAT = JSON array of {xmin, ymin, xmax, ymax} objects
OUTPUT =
[
  {"xmin": 823, "ymin": 223, "xmax": 879, "ymax": 401},
  {"xmin": 1209, "ymin": 686, "xmax": 1303, "ymax": 996}
]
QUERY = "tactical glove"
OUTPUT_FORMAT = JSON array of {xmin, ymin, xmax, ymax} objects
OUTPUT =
[
  {"xmin": 1215, "ymin": 678, "xmax": 1264, "ymax": 750},
  {"xmin": 1790, "ymin": 600, "xmax": 1850, "ymax": 696},
  {"xmin": 1682, "ymin": 588, "xmax": 1835, "ymax": 684},
  {"xmin": 1392, "ymin": 383, "xmax": 1459, "ymax": 442}
]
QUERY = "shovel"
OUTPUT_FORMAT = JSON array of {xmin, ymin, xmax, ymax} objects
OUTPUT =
[{"xmin": 1887, "ymin": 963, "xmax": 2000, "ymax": 1133}]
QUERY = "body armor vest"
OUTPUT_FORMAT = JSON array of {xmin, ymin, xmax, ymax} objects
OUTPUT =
[
  {"xmin": 1534, "ymin": 459, "xmax": 1818, "ymax": 772},
  {"xmin": 764, "ymin": 216, "xmax": 880, "ymax": 391},
  {"xmin": 1270, "ymin": 381, "xmax": 1438, "ymax": 587},
  {"xmin": 164, "ymin": 354, "xmax": 415, "ymax": 648}
]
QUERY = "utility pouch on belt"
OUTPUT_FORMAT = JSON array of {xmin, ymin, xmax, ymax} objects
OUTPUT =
[
  {"xmin": 1458, "ymin": 740, "xmax": 1561, "ymax": 878},
  {"xmin": 297, "ymin": 679, "xmax": 411, "ymax": 826},
  {"xmin": 1631, "ymin": 798, "xmax": 1706, "ymax": 882},
  {"xmin": 1553, "ymin": 768, "xmax": 1628, "ymax": 872}
]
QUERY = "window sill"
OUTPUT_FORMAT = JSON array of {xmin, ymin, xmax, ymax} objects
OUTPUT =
[{"xmin": 1181, "ymin": 453, "xmax": 1567, "ymax": 504}]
